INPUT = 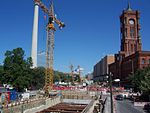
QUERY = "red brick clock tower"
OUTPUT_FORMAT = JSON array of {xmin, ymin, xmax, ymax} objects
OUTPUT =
[
  {"xmin": 120, "ymin": 3, "xmax": 142, "ymax": 57},
  {"xmin": 109, "ymin": 3, "xmax": 150, "ymax": 85}
]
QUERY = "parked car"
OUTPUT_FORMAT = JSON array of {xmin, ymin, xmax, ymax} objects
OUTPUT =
[
  {"xmin": 115, "ymin": 94, "xmax": 124, "ymax": 100},
  {"xmin": 144, "ymin": 103, "xmax": 150, "ymax": 112}
]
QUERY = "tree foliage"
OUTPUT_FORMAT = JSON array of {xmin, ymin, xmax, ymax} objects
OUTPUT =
[
  {"xmin": 31, "ymin": 67, "xmax": 45, "ymax": 90},
  {"xmin": 0, "ymin": 48, "xmax": 45, "ymax": 92},
  {"xmin": 0, "ymin": 48, "xmax": 76, "ymax": 92},
  {"xmin": 131, "ymin": 66, "xmax": 150, "ymax": 94},
  {"xmin": 54, "ymin": 71, "xmax": 72, "ymax": 83},
  {"xmin": 0, "ymin": 48, "xmax": 33, "ymax": 91},
  {"xmin": 0, "ymin": 65, "xmax": 3, "ymax": 84}
]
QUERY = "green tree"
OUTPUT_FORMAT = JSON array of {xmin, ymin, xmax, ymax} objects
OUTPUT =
[
  {"xmin": 53, "ymin": 71, "xmax": 72, "ymax": 83},
  {"xmin": 131, "ymin": 66, "xmax": 150, "ymax": 94},
  {"xmin": 0, "ymin": 47, "xmax": 75, "ymax": 91},
  {"xmin": 2, "ymin": 48, "xmax": 32, "ymax": 92},
  {"xmin": 139, "ymin": 67, "xmax": 150, "ymax": 94},
  {"xmin": 0, "ymin": 65, "xmax": 4, "ymax": 84},
  {"xmin": 31, "ymin": 67, "xmax": 45, "ymax": 90},
  {"xmin": 54, "ymin": 71, "xmax": 60, "ymax": 82}
]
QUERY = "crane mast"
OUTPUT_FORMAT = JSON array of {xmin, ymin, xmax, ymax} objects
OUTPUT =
[
  {"xmin": 45, "ymin": 2, "xmax": 55, "ymax": 94},
  {"xmin": 45, "ymin": 27, "xmax": 54, "ymax": 91},
  {"xmin": 34, "ymin": 0, "xmax": 65, "ymax": 95}
]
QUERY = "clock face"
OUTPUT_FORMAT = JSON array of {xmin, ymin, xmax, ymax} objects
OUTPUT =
[{"xmin": 129, "ymin": 19, "xmax": 134, "ymax": 25}]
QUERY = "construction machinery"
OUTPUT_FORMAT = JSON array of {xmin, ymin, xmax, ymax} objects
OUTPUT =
[
  {"xmin": 77, "ymin": 65, "xmax": 82, "ymax": 83},
  {"xmin": 69, "ymin": 64, "xmax": 74, "ymax": 84},
  {"xmin": 69, "ymin": 64, "xmax": 83, "ymax": 84},
  {"xmin": 34, "ymin": 0, "xmax": 65, "ymax": 95}
]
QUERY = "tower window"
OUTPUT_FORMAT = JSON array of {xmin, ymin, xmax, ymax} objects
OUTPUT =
[
  {"xmin": 149, "ymin": 59, "xmax": 150, "ymax": 64},
  {"xmin": 131, "ymin": 44, "xmax": 133, "ymax": 52},
  {"xmin": 130, "ymin": 27, "xmax": 135, "ymax": 38},
  {"xmin": 131, "ymin": 44, "xmax": 134, "ymax": 52},
  {"xmin": 141, "ymin": 58, "xmax": 145, "ymax": 64},
  {"xmin": 124, "ymin": 17, "xmax": 127, "ymax": 24},
  {"xmin": 125, "ymin": 28, "xmax": 127, "ymax": 37},
  {"xmin": 134, "ymin": 44, "xmax": 136, "ymax": 51}
]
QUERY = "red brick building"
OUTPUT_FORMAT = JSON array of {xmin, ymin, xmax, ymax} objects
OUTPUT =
[{"xmin": 109, "ymin": 4, "xmax": 150, "ymax": 86}]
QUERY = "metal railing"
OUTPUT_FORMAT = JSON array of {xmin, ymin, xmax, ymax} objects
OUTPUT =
[{"xmin": 81, "ymin": 99, "xmax": 95, "ymax": 113}]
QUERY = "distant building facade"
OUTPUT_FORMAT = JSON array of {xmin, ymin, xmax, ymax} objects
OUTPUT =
[
  {"xmin": 93, "ymin": 55, "xmax": 114, "ymax": 82},
  {"xmin": 109, "ymin": 4, "xmax": 150, "ymax": 86},
  {"xmin": 85, "ymin": 73, "xmax": 93, "ymax": 81}
]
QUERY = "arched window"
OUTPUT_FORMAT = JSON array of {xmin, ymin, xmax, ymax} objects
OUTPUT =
[
  {"xmin": 141, "ymin": 58, "xmax": 145, "ymax": 64},
  {"xmin": 130, "ymin": 27, "xmax": 135, "ymax": 38},
  {"xmin": 125, "ymin": 28, "xmax": 127, "ymax": 37},
  {"xmin": 131, "ymin": 44, "xmax": 133, "ymax": 52},
  {"xmin": 134, "ymin": 44, "xmax": 136, "ymax": 51}
]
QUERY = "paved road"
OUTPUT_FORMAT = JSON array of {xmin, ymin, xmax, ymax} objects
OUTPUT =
[{"xmin": 115, "ymin": 99, "xmax": 145, "ymax": 113}]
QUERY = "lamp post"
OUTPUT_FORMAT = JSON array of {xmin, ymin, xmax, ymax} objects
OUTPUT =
[
  {"xmin": 106, "ymin": 73, "xmax": 113, "ymax": 113},
  {"xmin": 114, "ymin": 79, "xmax": 120, "ymax": 87},
  {"xmin": 109, "ymin": 72, "xmax": 113, "ymax": 113}
]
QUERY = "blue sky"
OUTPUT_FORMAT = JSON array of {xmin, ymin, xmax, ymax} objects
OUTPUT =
[{"xmin": 0, "ymin": 0, "xmax": 150, "ymax": 75}]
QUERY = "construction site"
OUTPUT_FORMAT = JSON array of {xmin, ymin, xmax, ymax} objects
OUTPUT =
[
  {"xmin": 1, "ymin": 0, "xmax": 107, "ymax": 113},
  {"xmin": 1, "ymin": 0, "xmax": 150, "ymax": 113},
  {"xmin": 1, "ymin": 88, "xmax": 107, "ymax": 113}
]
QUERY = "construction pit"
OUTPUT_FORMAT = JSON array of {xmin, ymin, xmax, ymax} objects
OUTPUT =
[
  {"xmin": 2, "ymin": 89, "xmax": 106, "ymax": 113},
  {"xmin": 36, "ymin": 102, "xmax": 87, "ymax": 113},
  {"xmin": 35, "ymin": 90, "xmax": 96, "ymax": 113}
]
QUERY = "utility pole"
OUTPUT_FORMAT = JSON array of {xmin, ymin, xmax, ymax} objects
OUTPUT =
[
  {"xmin": 77, "ymin": 65, "xmax": 81, "ymax": 83},
  {"xmin": 70, "ymin": 64, "xmax": 74, "ymax": 84},
  {"xmin": 109, "ymin": 72, "xmax": 113, "ymax": 113}
]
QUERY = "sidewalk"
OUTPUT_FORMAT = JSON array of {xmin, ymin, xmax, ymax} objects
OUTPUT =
[
  {"xmin": 104, "ymin": 96, "xmax": 111, "ymax": 113},
  {"xmin": 86, "ymin": 94, "xmax": 107, "ymax": 113},
  {"xmin": 86, "ymin": 99, "xmax": 99, "ymax": 113}
]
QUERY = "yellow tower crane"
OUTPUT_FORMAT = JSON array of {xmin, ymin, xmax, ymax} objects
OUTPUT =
[{"xmin": 34, "ymin": 0, "xmax": 65, "ymax": 95}]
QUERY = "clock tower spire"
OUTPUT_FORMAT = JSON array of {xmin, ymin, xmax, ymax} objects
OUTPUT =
[{"xmin": 127, "ymin": 2, "xmax": 132, "ymax": 11}]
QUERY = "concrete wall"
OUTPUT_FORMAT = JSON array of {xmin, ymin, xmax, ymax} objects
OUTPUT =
[
  {"xmin": 62, "ymin": 99, "xmax": 91, "ymax": 104},
  {"xmin": 134, "ymin": 102, "xmax": 150, "ymax": 107},
  {"xmin": 2, "ymin": 97, "xmax": 61, "ymax": 113},
  {"xmin": 24, "ymin": 96, "xmax": 61, "ymax": 113}
]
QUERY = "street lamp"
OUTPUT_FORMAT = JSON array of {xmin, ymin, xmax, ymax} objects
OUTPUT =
[
  {"xmin": 114, "ymin": 79, "xmax": 121, "ymax": 87},
  {"xmin": 109, "ymin": 72, "xmax": 113, "ymax": 113},
  {"xmin": 106, "ymin": 73, "xmax": 114, "ymax": 113}
]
